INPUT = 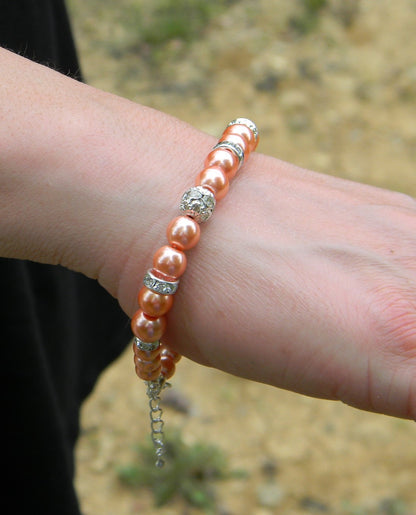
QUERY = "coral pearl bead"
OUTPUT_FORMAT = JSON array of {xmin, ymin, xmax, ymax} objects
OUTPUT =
[
  {"xmin": 133, "ymin": 344, "xmax": 161, "ymax": 362},
  {"xmin": 138, "ymin": 286, "xmax": 173, "ymax": 318},
  {"xmin": 223, "ymin": 123, "xmax": 258, "ymax": 152},
  {"xmin": 135, "ymin": 363, "xmax": 162, "ymax": 381},
  {"xmin": 153, "ymin": 245, "xmax": 187, "ymax": 279},
  {"xmin": 219, "ymin": 131, "xmax": 250, "ymax": 157},
  {"xmin": 134, "ymin": 354, "xmax": 161, "ymax": 373},
  {"xmin": 204, "ymin": 148, "xmax": 240, "ymax": 179},
  {"xmin": 131, "ymin": 310, "xmax": 166, "ymax": 342},
  {"xmin": 196, "ymin": 166, "xmax": 229, "ymax": 201},
  {"xmin": 167, "ymin": 216, "xmax": 201, "ymax": 251},
  {"xmin": 161, "ymin": 355, "xmax": 176, "ymax": 379},
  {"xmin": 161, "ymin": 346, "xmax": 182, "ymax": 364}
]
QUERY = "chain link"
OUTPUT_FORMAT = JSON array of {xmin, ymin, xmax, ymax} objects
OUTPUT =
[{"xmin": 145, "ymin": 377, "xmax": 170, "ymax": 467}]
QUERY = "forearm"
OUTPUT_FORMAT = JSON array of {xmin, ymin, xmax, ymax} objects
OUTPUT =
[{"xmin": 0, "ymin": 47, "xmax": 213, "ymax": 300}]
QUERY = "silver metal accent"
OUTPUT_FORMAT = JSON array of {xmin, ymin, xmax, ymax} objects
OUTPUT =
[
  {"xmin": 228, "ymin": 117, "xmax": 259, "ymax": 141},
  {"xmin": 213, "ymin": 140, "xmax": 244, "ymax": 165},
  {"xmin": 146, "ymin": 376, "xmax": 171, "ymax": 467},
  {"xmin": 179, "ymin": 186, "xmax": 216, "ymax": 223},
  {"xmin": 143, "ymin": 269, "xmax": 179, "ymax": 295},
  {"xmin": 134, "ymin": 337, "xmax": 160, "ymax": 352}
]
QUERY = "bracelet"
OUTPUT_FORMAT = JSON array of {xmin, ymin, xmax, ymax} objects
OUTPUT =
[{"xmin": 130, "ymin": 118, "xmax": 259, "ymax": 467}]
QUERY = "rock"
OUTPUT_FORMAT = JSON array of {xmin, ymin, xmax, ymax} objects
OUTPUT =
[
  {"xmin": 256, "ymin": 481, "xmax": 285, "ymax": 509},
  {"xmin": 260, "ymin": 458, "xmax": 279, "ymax": 478},
  {"xmin": 299, "ymin": 496, "xmax": 330, "ymax": 512},
  {"xmin": 279, "ymin": 89, "xmax": 308, "ymax": 111},
  {"xmin": 397, "ymin": 65, "xmax": 416, "ymax": 100},
  {"xmin": 279, "ymin": 89, "xmax": 311, "ymax": 131},
  {"xmin": 287, "ymin": 113, "xmax": 311, "ymax": 132},
  {"xmin": 163, "ymin": 388, "xmax": 192, "ymax": 414},
  {"xmin": 252, "ymin": 54, "xmax": 290, "ymax": 91},
  {"xmin": 255, "ymin": 74, "xmax": 281, "ymax": 92}
]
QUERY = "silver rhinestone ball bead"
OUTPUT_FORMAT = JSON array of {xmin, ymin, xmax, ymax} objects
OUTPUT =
[{"xmin": 179, "ymin": 186, "xmax": 216, "ymax": 223}]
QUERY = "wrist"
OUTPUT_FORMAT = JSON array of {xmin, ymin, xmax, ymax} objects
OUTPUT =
[{"xmin": 0, "ymin": 49, "xmax": 215, "ymax": 311}]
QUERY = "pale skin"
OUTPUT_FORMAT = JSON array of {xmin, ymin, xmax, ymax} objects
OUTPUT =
[{"xmin": 1, "ymin": 48, "xmax": 416, "ymax": 419}]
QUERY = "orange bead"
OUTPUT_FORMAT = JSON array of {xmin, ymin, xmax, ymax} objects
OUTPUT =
[
  {"xmin": 133, "ymin": 345, "xmax": 161, "ymax": 362},
  {"xmin": 138, "ymin": 286, "xmax": 173, "ymax": 317},
  {"xmin": 161, "ymin": 345, "xmax": 182, "ymax": 364},
  {"xmin": 204, "ymin": 148, "xmax": 240, "ymax": 179},
  {"xmin": 131, "ymin": 310, "xmax": 166, "ymax": 342},
  {"xmin": 135, "ymin": 364, "xmax": 162, "ymax": 381},
  {"xmin": 161, "ymin": 355, "xmax": 176, "ymax": 379},
  {"xmin": 196, "ymin": 166, "xmax": 229, "ymax": 201},
  {"xmin": 134, "ymin": 355, "xmax": 161, "ymax": 373},
  {"xmin": 219, "ymin": 131, "xmax": 250, "ymax": 156},
  {"xmin": 223, "ymin": 123, "xmax": 258, "ymax": 152},
  {"xmin": 167, "ymin": 216, "xmax": 200, "ymax": 251},
  {"xmin": 153, "ymin": 245, "xmax": 187, "ymax": 279}
]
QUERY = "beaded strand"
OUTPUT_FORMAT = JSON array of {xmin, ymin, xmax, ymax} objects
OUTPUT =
[{"xmin": 130, "ymin": 118, "xmax": 259, "ymax": 466}]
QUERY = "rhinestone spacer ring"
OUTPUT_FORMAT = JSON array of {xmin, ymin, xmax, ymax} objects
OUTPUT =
[
  {"xmin": 134, "ymin": 337, "xmax": 160, "ymax": 352},
  {"xmin": 143, "ymin": 269, "xmax": 179, "ymax": 295}
]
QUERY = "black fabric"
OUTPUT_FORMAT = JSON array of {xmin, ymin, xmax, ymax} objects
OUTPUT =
[
  {"xmin": 0, "ymin": 0, "xmax": 81, "ymax": 79},
  {"xmin": 0, "ymin": 2, "xmax": 131, "ymax": 514}
]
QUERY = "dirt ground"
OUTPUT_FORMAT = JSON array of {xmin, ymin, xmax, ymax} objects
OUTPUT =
[{"xmin": 68, "ymin": 1, "xmax": 416, "ymax": 513}]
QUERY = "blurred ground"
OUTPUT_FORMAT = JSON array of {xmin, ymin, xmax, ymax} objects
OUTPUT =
[{"xmin": 68, "ymin": 0, "xmax": 416, "ymax": 513}]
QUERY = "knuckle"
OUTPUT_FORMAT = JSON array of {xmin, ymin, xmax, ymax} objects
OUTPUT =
[
  {"xmin": 371, "ymin": 286, "xmax": 416, "ymax": 419},
  {"xmin": 372, "ymin": 287, "xmax": 416, "ymax": 360}
]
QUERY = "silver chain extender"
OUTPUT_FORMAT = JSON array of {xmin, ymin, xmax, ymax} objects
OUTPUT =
[{"xmin": 146, "ymin": 377, "xmax": 170, "ymax": 467}]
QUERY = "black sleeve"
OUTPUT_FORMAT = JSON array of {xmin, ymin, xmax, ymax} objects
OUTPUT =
[{"xmin": 0, "ymin": 2, "xmax": 131, "ymax": 513}]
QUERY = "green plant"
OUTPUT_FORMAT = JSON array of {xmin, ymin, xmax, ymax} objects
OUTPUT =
[
  {"xmin": 379, "ymin": 498, "xmax": 409, "ymax": 515},
  {"xmin": 290, "ymin": 0, "xmax": 328, "ymax": 35},
  {"xmin": 124, "ymin": 0, "xmax": 233, "ymax": 54},
  {"xmin": 341, "ymin": 498, "xmax": 409, "ymax": 515},
  {"xmin": 331, "ymin": 0, "xmax": 361, "ymax": 28},
  {"xmin": 117, "ymin": 430, "xmax": 238, "ymax": 510},
  {"xmin": 302, "ymin": 0, "xmax": 328, "ymax": 12}
]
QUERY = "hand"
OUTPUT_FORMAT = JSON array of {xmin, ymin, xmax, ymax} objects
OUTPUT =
[{"xmin": 150, "ymin": 157, "xmax": 416, "ymax": 420}]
